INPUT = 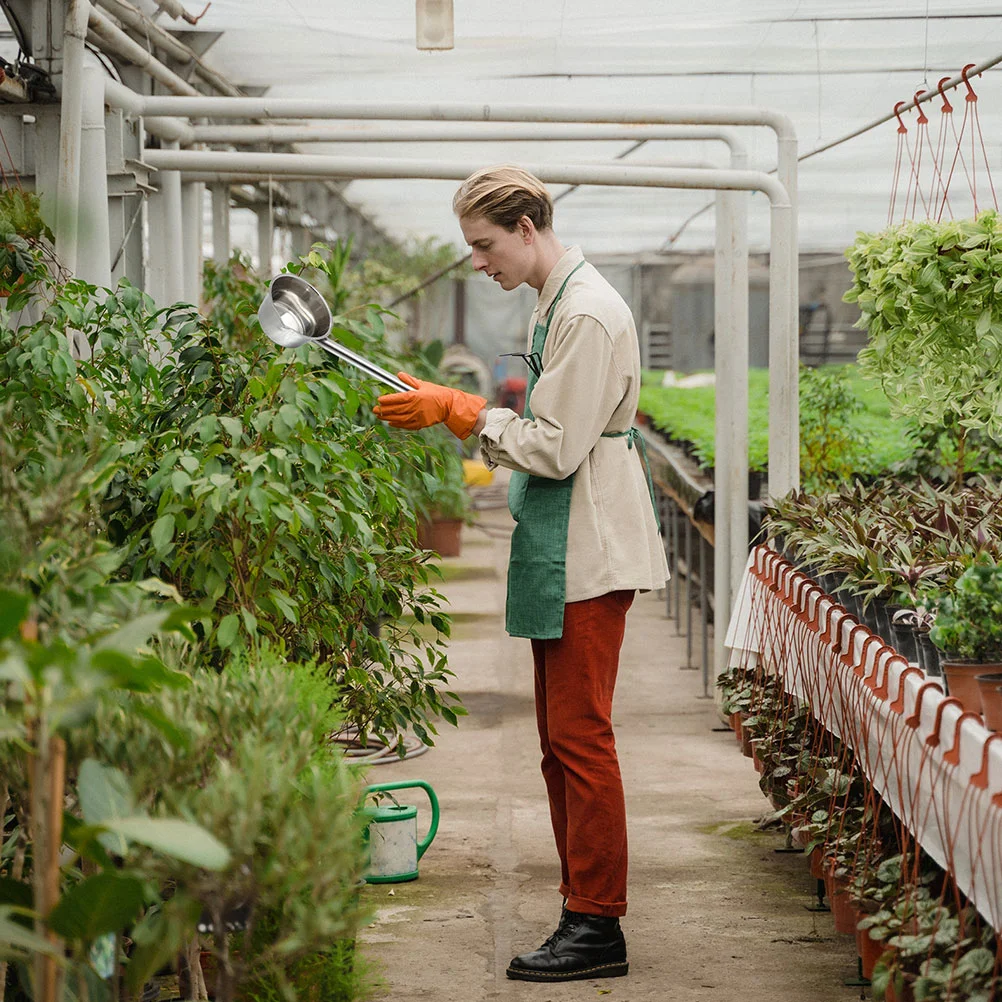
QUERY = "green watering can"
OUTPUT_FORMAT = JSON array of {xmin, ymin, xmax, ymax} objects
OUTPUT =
[{"xmin": 362, "ymin": 780, "xmax": 440, "ymax": 883}]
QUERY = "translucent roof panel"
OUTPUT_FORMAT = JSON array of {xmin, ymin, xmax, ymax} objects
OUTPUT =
[{"xmin": 170, "ymin": 2, "xmax": 1001, "ymax": 253}]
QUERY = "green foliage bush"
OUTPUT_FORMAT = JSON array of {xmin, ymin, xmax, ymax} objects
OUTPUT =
[
  {"xmin": 1, "ymin": 258, "xmax": 466, "ymax": 751},
  {"xmin": 929, "ymin": 559, "xmax": 1002, "ymax": 661}
]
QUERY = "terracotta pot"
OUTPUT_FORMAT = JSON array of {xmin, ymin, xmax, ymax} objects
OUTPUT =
[
  {"xmin": 729, "ymin": 710, "xmax": 742, "ymax": 733},
  {"xmin": 942, "ymin": 660, "xmax": 1001, "ymax": 716},
  {"xmin": 809, "ymin": 846, "xmax": 825, "ymax": 879},
  {"xmin": 416, "ymin": 517, "xmax": 463, "ymax": 557},
  {"xmin": 740, "ymin": 724, "xmax": 753, "ymax": 758},
  {"xmin": 829, "ymin": 881, "xmax": 857, "ymax": 934},
  {"xmin": 975, "ymin": 672, "xmax": 1002, "ymax": 730},
  {"xmin": 857, "ymin": 928, "xmax": 886, "ymax": 981},
  {"xmin": 751, "ymin": 741, "xmax": 763, "ymax": 773}
]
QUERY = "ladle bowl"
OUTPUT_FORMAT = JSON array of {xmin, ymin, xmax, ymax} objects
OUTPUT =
[
  {"xmin": 256, "ymin": 275, "xmax": 412, "ymax": 394},
  {"xmin": 258, "ymin": 274, "xmax": 333, "ymax": 348}
]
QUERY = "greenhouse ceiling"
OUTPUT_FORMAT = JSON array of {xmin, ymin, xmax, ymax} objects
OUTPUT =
[{"xmin": 29, "ymin": 2, "xmax": 1002, "ymax": 254}]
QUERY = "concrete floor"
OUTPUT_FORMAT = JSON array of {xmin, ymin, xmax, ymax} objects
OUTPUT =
[{"xmin": 358, "ymin": 501, "xmax": 860, "ymax": 1002}]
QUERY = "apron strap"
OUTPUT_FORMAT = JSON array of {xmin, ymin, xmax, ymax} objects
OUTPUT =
[{"xmin": 601, "ymin": 427, "xmax": 661, "ymax": 533}]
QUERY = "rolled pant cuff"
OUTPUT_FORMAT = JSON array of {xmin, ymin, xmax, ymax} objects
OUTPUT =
[{"xmin": 562, "ymin": 889, "xmax": 627, "ymax": 918}]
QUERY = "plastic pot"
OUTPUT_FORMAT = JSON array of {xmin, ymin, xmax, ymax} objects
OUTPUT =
[
  {"xmin": 942, "ymin": 661, "xmax": 999, "ymax": 715},
  {"xmin": 975, "ymin": 673, "xmax": 1002, "ymax": 730}
]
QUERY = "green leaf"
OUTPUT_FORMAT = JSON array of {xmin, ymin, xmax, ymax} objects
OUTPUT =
[
  {"xmin": 151, "ymin": 514, "xmax": 175, "ymax": 555},
  {"xmin": 47, "ymin": 871, "xmax": 145, "ymax": 941},
  {"xmin": 78, "ymin": 759, "xmax": 134, "ymax": 856},
  {"xmin": 216, "ymin": 614, "xmax": 240, "ymax": 648},
  {"xmin": 101, "ymin": 817, "xmax": 230, "ymax": 870}
]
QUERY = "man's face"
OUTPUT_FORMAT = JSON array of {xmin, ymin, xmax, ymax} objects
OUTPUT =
[{"xmin": 460, "ymin": 215, "xmax": 533, "ymax": 291}]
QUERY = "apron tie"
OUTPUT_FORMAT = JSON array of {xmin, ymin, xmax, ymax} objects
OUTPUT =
[{"xmin": 601, "ymin": 427, "xmax": 661, "ymax": 533}]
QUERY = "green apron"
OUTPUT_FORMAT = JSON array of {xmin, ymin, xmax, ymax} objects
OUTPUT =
[
  {"xmin": 505, "ymin": 262, "xmax": 582, "ymax": 640},
  {"xmin": 505, "ymin": 263, "xmax": 662, "ymax": 641}
]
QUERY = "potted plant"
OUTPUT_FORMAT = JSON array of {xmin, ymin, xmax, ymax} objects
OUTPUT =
[
  {"xmin": 846, "ymin": 211, "xmax": 1002, "ymax": 486},
  {"xmin": 414, "ymin": 452, "xmax": 472, "ymax": 557},
  {"xmin": 930, "ymin": 559, "xmax": 1002, "ymax": 714}
]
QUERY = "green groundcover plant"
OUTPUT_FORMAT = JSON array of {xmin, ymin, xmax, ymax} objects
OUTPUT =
[{"xmin": 637, "ymin": 364, "xmax": 915, "ymax": 490}]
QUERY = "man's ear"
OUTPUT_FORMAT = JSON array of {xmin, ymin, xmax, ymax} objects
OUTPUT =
[{"xmin": 518, "ymin": 215, "xmax": 536, "ymax": 244}]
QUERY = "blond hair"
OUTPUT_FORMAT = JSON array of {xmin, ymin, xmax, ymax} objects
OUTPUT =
[{"xmin": 452, "ymin": 164, "xmax": 554, "ymax": 232}]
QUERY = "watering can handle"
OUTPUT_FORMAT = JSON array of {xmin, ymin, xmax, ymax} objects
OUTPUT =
[{"xmin": 364, "ymin": 780, "xmax": 440, "ymax": 860}]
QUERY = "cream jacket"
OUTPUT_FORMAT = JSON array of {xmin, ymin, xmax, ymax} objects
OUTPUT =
[{"xmin": 479, "ymin": 246, "xmax": 670, "ymax": 603}]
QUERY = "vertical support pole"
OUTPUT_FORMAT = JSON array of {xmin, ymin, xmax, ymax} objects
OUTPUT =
[
  {"xmin": 162, "ymin": 142, "xmax": 185, "ymax": 305},
  {"xmin": 77, "ymin": 55, "xmax": 111, "ymax": 290},
  {"xmin": 672, "ymin": 501, "xmax": 682, "ymax": 634},
  {"xmin": 714, "ymin": 167, "xmax": 750, "ymax": 683},
  {"xmin": 256, "ymin": 205, "xmax": 273, "ymax": 274},
  {"xmin": 211, "ymin": 182, "xmax": 231, "ymax": 264},
  {"xmin": 768, "ymin": 141, "xmax": 800, "ymax": 498},
  {"xmin": 699, "ymin": 533, "xmax": 710, "ymax": 696},
  {"xmin": 684, "ymin": 514, "xmax": 693, "ymax": 667},
  {"xmin": 55, "ymin": 0, "xmax": 91, "ymax": 276},
  {"xmin": 181, "ymin": 181, "xmax": 204, "ymax": 306}
]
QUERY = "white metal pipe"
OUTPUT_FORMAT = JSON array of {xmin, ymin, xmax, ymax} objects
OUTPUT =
[
  {"xmin": 104, "ymin": 79, "xmax": 195, "ymax": 144},
  {"xmin": 189, "ymin": 122, "xmax": 746, "ymax": 150},
  {"xmin": 713, "ymin": 178, "xmax": 749, "ymax": 682},
  {"xmin": 771, "ymin": 136, "xmax": 800, "ymax": 497},
  {"xmin": 181, "ymin": 181, "xmax": 203, "ymax": 305},
  {"xmin": 77, "ymin": 54, "xmax": 112, "ymax": 289},
  {"xmin": 55, "ymin": 0, "xmax": 91, "ymax": 274},
  {"xmin": 88, "ymin": 5, "xmax": 200, "ymax": 97},
  {"xmin": 143, "ymin": 150, "xmax": 789, "ymax": 201},
  {"xmin": 161, "ymin": 141, "xmax": 185, "ymax": 304},
  {"xmin": 135, "ymin": 98, "xmax": 795, "ymax": 142},
  {"xmin": 211, "ymin": 182, "xmax": 231, "ymax": 264}
]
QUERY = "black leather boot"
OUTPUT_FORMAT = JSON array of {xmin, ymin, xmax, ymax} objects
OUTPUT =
[{"xmin": 506, "ymin": 910, "xmax": 628, "ymax": 982}]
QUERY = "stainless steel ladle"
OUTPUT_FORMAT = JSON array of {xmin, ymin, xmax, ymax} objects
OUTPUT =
[{"xmin": 257, "ymin": 274, "xmax": 412, "ymax": 394}]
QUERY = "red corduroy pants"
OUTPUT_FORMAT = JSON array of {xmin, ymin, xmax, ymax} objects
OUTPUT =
[{"xmin": 530, "ymin": 589, "xmax": 634, "ymax": 918}]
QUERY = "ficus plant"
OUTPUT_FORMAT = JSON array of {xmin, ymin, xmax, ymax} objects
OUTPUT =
[
  {"xmin": 845, "ymin": 210, "xmax": 1002, "ymax": 484},
  {"xmin": 1, "ymin": 268, "xmax": 468, "ymax": 752}
]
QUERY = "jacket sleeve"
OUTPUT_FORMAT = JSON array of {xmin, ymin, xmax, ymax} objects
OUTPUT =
[{"xmin": 479, "ymin": 313, "xmax": 626, "ymax": 479}]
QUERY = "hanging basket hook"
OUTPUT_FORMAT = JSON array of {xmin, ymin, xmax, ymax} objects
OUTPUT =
[
  {"xmin": 893, "ymin": 100, "xmax": 909, "ymax": 134},
  {"xmin": 913, "ymin": 90, "xmax": 929, "ymax": 125},
  {"xmin": 961, "ymin": 63, "xmax": 979, "ymax": 103},
  {"xmin": 937, "ymin": 77, "xmax": 954, "ymax": 114}
]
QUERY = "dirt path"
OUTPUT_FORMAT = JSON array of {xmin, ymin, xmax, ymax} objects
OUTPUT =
[{"xmin": 358, "ymin": 505, "xmax": 859, "ymax": 1001}]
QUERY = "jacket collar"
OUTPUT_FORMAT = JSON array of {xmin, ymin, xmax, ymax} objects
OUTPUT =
[{"xmin": 536, "ymin": 246, "xmax": 584, "ymax": 319}]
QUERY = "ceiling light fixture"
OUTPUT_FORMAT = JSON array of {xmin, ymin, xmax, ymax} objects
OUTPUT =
[{"xmin": 416, "ymin": 0, "xmax": 454, "ymax": 50}]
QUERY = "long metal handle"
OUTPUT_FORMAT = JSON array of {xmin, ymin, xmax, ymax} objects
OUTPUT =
[{"xmin": 310, "ymin": 336, "xmax": 413, "ymax": 393}]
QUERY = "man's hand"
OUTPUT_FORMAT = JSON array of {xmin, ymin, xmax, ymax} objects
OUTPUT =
[{"xmin": 375, "ymin": 372, "xmax": 487, "ymax": 440}]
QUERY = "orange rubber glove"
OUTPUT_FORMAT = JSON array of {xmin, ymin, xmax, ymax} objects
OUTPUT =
[{"xmin": 374, "ymin": 372, "xmax": 487, "ymax": 440}]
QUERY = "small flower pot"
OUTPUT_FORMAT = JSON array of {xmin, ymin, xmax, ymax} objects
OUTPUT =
[
  {"xmin": 857, "ymin": 928, "xmax": 886, "ymax": 981},
  {"xmin": 750, "ymin": 739, "xmax": 764, "ymax": 773},
  {"xmin": 975, "ymin": 673, "xmax": 1002, "ymax": 730},
  {"xmin": 829, "ymin": 880, "xmax": 857, "ymax": 935},
  {"xmin": 416, "ymin": 517, "xmax": 463, "ymax": 557},
  {"xmin": 740, "ymin": 724, "xmax": 753, "ymax": 758},
  {"xmin": 809, "ymin": 846, "xmax": 825, "ymax": 879},
  {"xmin": 942, "ymin": 660, "xmax": 1000, "ymax": 716}
]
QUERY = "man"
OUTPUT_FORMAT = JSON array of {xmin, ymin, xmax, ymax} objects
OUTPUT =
[{"xmin": 375, "ymin": 165, "xmax": 668, "ymax": 982}]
